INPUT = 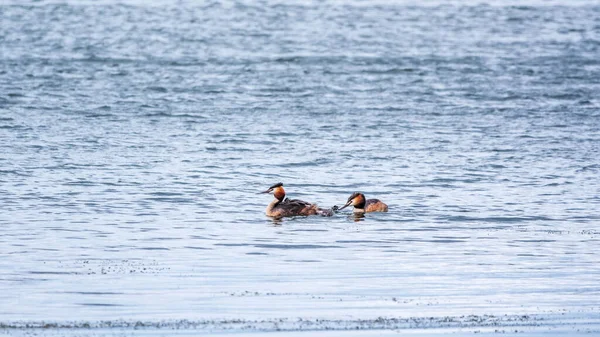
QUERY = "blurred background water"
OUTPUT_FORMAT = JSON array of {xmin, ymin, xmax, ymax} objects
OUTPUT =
[{"xmin": 1, "ymin": 0, "xmax": 599, "ymax": 335}]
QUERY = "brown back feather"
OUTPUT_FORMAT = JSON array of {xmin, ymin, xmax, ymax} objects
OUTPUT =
[{"xmin": 365, "ymin": 199, "xmax": 388, "ymax": 212}]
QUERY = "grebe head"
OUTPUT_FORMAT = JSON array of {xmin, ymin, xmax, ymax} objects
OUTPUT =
[
  {"xmin": 261, "ymin": 182, "xmax": 286, "ymax": 201},
  {"xmin": 339, "ymin": 192, "xmax": 366, "ymax": 210}
]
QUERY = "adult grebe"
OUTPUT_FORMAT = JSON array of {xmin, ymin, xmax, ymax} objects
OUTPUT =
[
  {"xmin": 338, "ymin": 192, "xmax": 388, "ymax": 213},
  {"xmin": 260, "ymin": 182, "xmax": 334, "ymax": 218}
]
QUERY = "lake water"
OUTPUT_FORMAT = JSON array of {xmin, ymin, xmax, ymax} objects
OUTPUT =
[{"xmin": 1, "ymin": 0, "xmax": 599, "ymax": 336}]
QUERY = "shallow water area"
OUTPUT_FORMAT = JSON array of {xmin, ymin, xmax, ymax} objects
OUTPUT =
[{"xmin": 1, "ymin": 0, "xmax": 600, "ymax": 335}]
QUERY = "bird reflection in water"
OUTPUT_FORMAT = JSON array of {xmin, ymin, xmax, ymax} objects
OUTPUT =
[
  {"xmin": 351, "ymin": 212, "xmax": 366, "ymax": 222},
  {"xmin": 269, "ymin": 217, "xmax": 284, "ymax": 226}
]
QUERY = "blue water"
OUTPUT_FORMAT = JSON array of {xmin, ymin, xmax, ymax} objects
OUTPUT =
[{"xmin": 1, "ymin": 0, "xmax": 600, "ymax": 335}]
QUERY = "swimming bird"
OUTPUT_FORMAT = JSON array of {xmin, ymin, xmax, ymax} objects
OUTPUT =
[
  {"xmin": 338, "ymin": 192, "xmax": 388, "ymax": 213},
  {"xmin": 260, "ymin": 182, "xmax": 334, "ymax": 218}
]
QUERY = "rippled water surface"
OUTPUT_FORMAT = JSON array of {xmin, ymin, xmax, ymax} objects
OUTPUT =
[{"xmin": 1, "ymin": 0, "xmax": 600, "ymax": 335}]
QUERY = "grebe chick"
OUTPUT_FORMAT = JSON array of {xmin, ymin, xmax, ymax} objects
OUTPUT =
[
  {"xmin": 260, "ymin": 182, "xmax": 334, "ymax": 218},
  {"xmin": 338, "ymin": 192, "xmax": 388, "ymax": 213}
]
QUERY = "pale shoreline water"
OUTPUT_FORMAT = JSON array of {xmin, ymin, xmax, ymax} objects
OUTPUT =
[{"xmin": 1, "ymin": 0, "xmax": 599, "ymax": 336}]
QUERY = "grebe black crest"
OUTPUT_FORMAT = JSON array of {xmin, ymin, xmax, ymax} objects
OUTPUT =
[
  {"xmin": 338, "ymin": 192, "xmax": 388, "ymax": 213},
  {"xmin": 260, "ymin": 182, "xmax": 334, "ymax": 218}
]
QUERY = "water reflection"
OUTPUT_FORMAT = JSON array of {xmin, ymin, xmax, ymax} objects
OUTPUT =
[{"xmin": 351, "ymin": 213, "xmax": 365, "ymax": 222}]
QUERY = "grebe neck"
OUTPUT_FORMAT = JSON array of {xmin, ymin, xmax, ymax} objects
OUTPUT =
[{"xmin": 266, "ymin": 198, "xmax": 281, "ymax": 214}]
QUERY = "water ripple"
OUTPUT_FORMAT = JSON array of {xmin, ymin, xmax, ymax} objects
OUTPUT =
[{"xmin": 1, "ymin": 1, "xmax": 599, "ymax": 334}]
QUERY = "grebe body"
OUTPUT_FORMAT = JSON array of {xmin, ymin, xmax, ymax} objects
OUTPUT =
[
  {"xmin": 261, "ymin": 183, "xmax": 334, "ymax": 218},
  {"xmin": 338, "ymin": 192, "xmax": 388, "ymax": 213}
]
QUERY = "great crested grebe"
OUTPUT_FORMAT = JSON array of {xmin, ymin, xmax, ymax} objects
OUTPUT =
[
  {"xmin": 338, "ymin": 192, "xmax": 388, "ymax": 213},
  {"xmin": 261, "ymin": 182, "xmax": 334, "ymax": 218}
]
